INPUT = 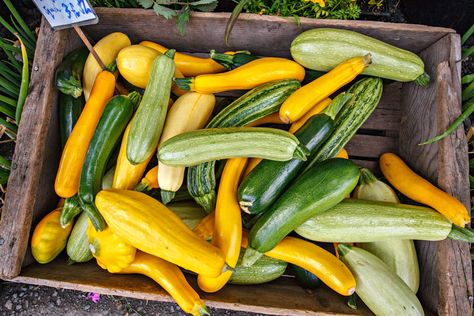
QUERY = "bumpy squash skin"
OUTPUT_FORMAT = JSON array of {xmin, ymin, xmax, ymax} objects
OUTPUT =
[
  {"xmin": 291, "ymin": 28, "xmax": 427, "ymax": 83},
  {"xmin": 95, "ymin": 189, "xmax": 226, "ymax": 277},
  {"xmin": 67, "ymin": 212, "xmax": 93, "ymax": 263},
  {"xmin": 31, "ymin": 208, "xmax": 73, "ymax": 264},
  {"xmin": 229, "ymin": 251, "xmax": 287, "ymax": 285}
]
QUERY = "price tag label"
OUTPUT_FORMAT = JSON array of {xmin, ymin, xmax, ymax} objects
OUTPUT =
[{"xmin": 32, "ymin": 0, "xmax": 99, "ymax": 30}]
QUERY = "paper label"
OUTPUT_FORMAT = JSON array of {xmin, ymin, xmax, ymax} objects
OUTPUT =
[{"xmin": 32, "ymin": 0, "xmax": 98, "ymax": 30}]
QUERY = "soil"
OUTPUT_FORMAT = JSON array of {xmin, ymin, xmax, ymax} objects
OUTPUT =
[{"xmin": 0, "ymin": 281, "xmax": 260, "ymax": 316}]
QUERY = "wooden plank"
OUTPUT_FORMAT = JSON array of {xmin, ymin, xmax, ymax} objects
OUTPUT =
[
  {"xmin": 345, "ymin": 134, "xmax": 397, "ymax": 159},
  {"xmin": 85, "ymin": 9, "xmax": 453, "ymax": 56},
  {"xmin": 14, "ymin": 258, "xmax": 372, "ymax": 316},
  {"xmin": 350, "ymin": 159, "xmax": 379, "ymax": 174},
  {"xmin": 399, "ymin": 34, "xmax": 472, "ymax": 315},
  {"xmin": 0, "ymin": 20, "xmax": 68, "ymax": 280}
]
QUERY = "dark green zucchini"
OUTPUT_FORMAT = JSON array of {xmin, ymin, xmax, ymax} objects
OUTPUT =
[
  {"xmin": 229, "ymin": 250, "xmax": 288, "ymax": 285},
  {"xmin": 59, "ymin": 93, "xmax": 84, "ymax": 148},
  {"xmin": 187, "ymin": 79, "xmax": 300, "ymax": 212},
  {"xmin": 238, "ymin": 93, "xmax": 350, "ymax": 214},
  {"xmin": 292, "ymin": 264, "xmax": 321, "ymax": 289},
  {"xmin": 243, "ymin": 158, "xmax": 360, "ymax": 266},
  {"xmin": 55, "ymin": 47, "xmax": 88, "ymax": 98},
  {"xmin": 78, "ymin": 92, "xmax": 139, "ymax": 231},
  {"xmin": 210, "ymin": 50, "xmax": 258, "ymax": 70}
]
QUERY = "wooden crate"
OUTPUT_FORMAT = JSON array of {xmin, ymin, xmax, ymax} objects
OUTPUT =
[{"xmin": 0, "ymin": 8, "xmax": 471, "ymax": 315}]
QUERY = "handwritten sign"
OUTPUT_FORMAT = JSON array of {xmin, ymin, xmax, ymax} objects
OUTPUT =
[{"xmin": 33, "ymin": 0, "xmax": 98, "ymax": 30}]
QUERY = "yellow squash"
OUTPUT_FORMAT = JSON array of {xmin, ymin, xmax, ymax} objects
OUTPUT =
[
  {"xmin": 288, "ymin": 98, "xmax": 332, "ymax": 133},
  {"xmin": 83, "ymin": 32, "xmax": 131, "ymax": 100},
  {"xmin": 113, "ymin": 124, "xmax": 153, "ymax": 190},
  {"xmin": 31, "ymin": 208, "xmax": 73, "ymax": 264},
  {"xmin": 158, "ymin": 92, "xmax": 216, "ymax": 203},
  {"xmin": 55, "ymin": 71, "xmax": 116, "ymax": 198},
  {"xmin": 193, "ymin": 211, "xmax": 215, "ymax": 242},
  {"xmin": 95, "ymin": 189, "xmax": 226, "ymax": 277},
  {"xmin": 175, "ymin": 57, "xmax": 305, "ymax": 94},
  {"xmin": 87, "ymin": 221, "xmax": 137, "ymax": 273},
  {"xmin": 116, "ymin": 45, "xmax": 186, "ymax": 96},
  {"xmin": 135, "ymin": 165, "xmax": 159, "ymax": 192},
  {"xmin": 336, "ymin": 148, "xmax": 349, "ymax": 159},
  {"xmin": 140, "ymin": 41, "xmax": 226, "ymax": 76},
  {"xmin": 280, "ymin": 55, "xmax": 371, "ymax": 123},
  {"xmin": 119, "ymin": 251, "xmax": 209, "ymax": 316},
  {"xmin": 380, "ymin": 152, "xmax": 470, "ymax": 227},
  {"xmin": 197, "ymin": 158, "xmax": 248, "ymax": 293},
  {"xmin": 87, "ymin": 223, "xmax": 207, "ymax": 315}
]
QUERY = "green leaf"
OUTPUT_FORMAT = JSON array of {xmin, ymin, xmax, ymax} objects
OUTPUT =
[
  {"xmin": 138, "ymin": 0, "xmax": 154, "ymax": 9},
  {"xmin": 192, "ymin": 0, "xmax": 218, "ymax": 12},
  {"xmin": 153, "ymin": 3, "xmax": 177, "ymax": 19},
  {"xmin": 176, "ymin": 6, "xmax": 191, "ymax": 35},
  {"xmin": 155, "ymin": 0, "xmax": 177, "ymax": 4},
  {"xmin": 225, "ymin": 0, "xmax": 249, "ymax": 45}
]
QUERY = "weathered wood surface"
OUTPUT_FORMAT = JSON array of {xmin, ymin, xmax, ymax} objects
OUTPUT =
[
  {"xmin": 15, "ymin": 257, "xmax": 372, "ymax": 316},
  {"xmin": 0, "ymin": 20, "xmax": 68, "ymax": 280},
  {"xmin": 86, "ymin": 9, "xmax": 454, "ymax": 56},
  {"xmin": 399, "ymin": 34, "xmax": 472, "ymax": 315}
]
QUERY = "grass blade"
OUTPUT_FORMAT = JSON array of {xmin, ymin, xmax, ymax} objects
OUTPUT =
[
  {"xmin": 15, "ymin": 35, "xmax": 29, "ymax": 124},
  {"xmin": 10, "ymin": 19, "xmax": 36, "ymax": 57},
  {"xmin": 0, "ymin": 168, "xmax": 10, "ymax": 186},
  {"xmin": 0, "ymin": 77, "xmax": 20, "ymax": 96},
  {"xmin": 0, "ymin": 117, "xmax": 18, "ymax": 133},
  {"xmin": 225, "ymin": 0, "xmax": 249, "ymax": 45},
  {"xmin": 462, "ymin": 81, "xmax": 474, "ymax": 102},
  {"xmin": 462, "ymin": 45, "xmax": 474, "ymax": 59},
  {"xmin": 1, "ymin": 47, "xmax": 22, "ymax": 71},
  {"xmin": 0, "ymin": 155, "xmax": 11, "ymax": 171},
  {"xmin": 0, "ymin": 38, "xmax": 20, "ymax": 54},
  {"xmin": 3, "ymin": 0, "xmax": 37, "ymax": 44},
  {"xmin": 0, "ymin": 61, "xmax": 21, "ymax": 81},
  {"xmin": 461, "ymin": 74, "xmax": 474, "ymax": 85},
  {"xmin": 0, "ymin": 94, "xmax": 16, "ymax": 107},
  {"xmin": 0, "ymin": 101, "xmax": 16, "ymax": 118},
  {"xmin": 0, "ymin": 15, "xmax": 18, "ymax": 37},
  {"xmin": 461, "ymin": 23, "xmax": 474, "ymax": 45}
]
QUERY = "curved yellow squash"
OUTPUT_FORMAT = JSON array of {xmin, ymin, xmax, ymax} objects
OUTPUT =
[
  {"xmin": 140, "ymin": 41, "xmax": 226, "ymax": 76},
  {"xmin": 280, "ymin": 55, "xmax": 370, "ymax": 123},
  {"xmin": 83, "ymin": 32, "xmax": 131, "ymax": 100},
  {"xmin": 31, "ymin": 208, "xmax": 73, "ymax": 264},
  {"xmin": 380, "ymin": 152, "xmax": 470, "ymax": 227},
  {"xmin": 197, "ymin": 158, "xmax": 247, "ymax": 293},
  {"xmin": 119, "ymin": 251, "xmax": 209, "ymax": 316},
  {"xmin": 176, "ymin": 57, "xmax": 305, "ymax": 94},
  {"xmin": 95, "ymin": 189, "xmax": 226, "ymax": 277},
  {"xmin": 87, "ymin": 221, "xmax": 137, "ymax": 273}
]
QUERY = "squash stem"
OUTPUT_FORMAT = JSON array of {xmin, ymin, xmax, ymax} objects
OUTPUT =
[
  {"xmin": 241, "ymin": 247, "xmax": 263, "ymax": 267},
  {"xmin": 322, "ymin": 92, "xmax": 352, "ymax": 120},
  {"xmin": 197, "ymin": 305, "xmax": 210, "ymax": 316},
  {"xmin": 448, "ymin": 225, "xmax": 474, "ymax": 242},
  {"xmin": 359, "ymin": 168, "xmax": 378, "ymax": 185},
  {"xmin": 56, "ymin": 77, "xmax": 82, "ymax": 98},
  {"xmin": 127, "ymin": 91, "xmax": 142, "ymax": 111},
  {"xmin": 415, "ymin": 73, "xmax": 430, "ymax": 87},
  {"xmin": 164, "ymin": 49, "xmax": 176, "ymax": 59},
  {"xmin": 174, "ymin": 78, "xmax": 193, "ymax": 91},
  {"xmin": 293, "ymin": 144, "xmax": 310, "ymax": 161},
  {"xmin": 134, "ymin": 181, "xmax": 150, "ymax": 192},
  {"xmin": 337, "ymin": 243, "xmax": 351, "ymax": 256},
  {"xmin": 161, "ymin": 190, "xmax": 176, "ymax": 205},
  {"xmin": 210, "ymin": 50, "xmax": 255, "ymax": 70}
]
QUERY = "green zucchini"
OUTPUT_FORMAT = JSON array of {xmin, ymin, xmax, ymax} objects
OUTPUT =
[
  {"xmin": 55, "ymin": 47, "xmax": 89, "ymax": 98},
  {"xmin": 79, "ymin": 93, "xmax": 139, "ymax": 231},
  {"xmin": 304, "ymin": 77, "xmax": 383, "ymax": 172},
  {"xmin": 159, "ymin": 127, "xmax": 309, "ymax": 167},
  {"xmin": 338, "ymin": 244, "xmax": 424, "ymax": 316},
  {"xmin": 187, "ymin": 79, "xmax": 300, "ymax": 212},
  {"xmin": 127, "ymin": 50, "xmax": 175, "ymax": 164},
  {"xmin": 291, "ymin": 265, "xmax": 321, "ymax": 289},
  {"xmin": 353, "ymin": 168, "xmax": 419, "ymax": 293},
  {"xmin": 210, "ymin": 50, "xmax": 258, "ymax": 70},
  {"xmin": 295, "ymin": 199, "xmax": 454, "ymax": 242},
  {"xmin": 66, "ymin": 212, "xmax": 93, "ymax": 263},
  {"xmin": 58, "ymin": 93, "xmax": 84, "ymax": 148},
  {"xmin": 229, "ymin": 250, "xmax": 288, "ymax": 285},
  {"xmin": 238, "ymin": 93, "xmax": 350, "ymax": 214},
  {"xmin": 167, "ymin": 201, "xmax": 207, "ymax": 230},
  {"xmin": 244, "ymin": 158, "xmax": 359, "ymax": 266},
  {"xmin": 291, "ymin": 28, "xmax": 429, "ymax": 86},
  {"xmin": 60, "ymin": 195, "xmax": 83, "ymax": 228}
]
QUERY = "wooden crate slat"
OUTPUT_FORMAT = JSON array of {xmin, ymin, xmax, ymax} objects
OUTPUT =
[
  {"xmin": 85, "ymin": 9, "xmax": 454, "ymax": 56},
  {"xmin": 399, "ymin": 34, "xmax": 472, "ymax": 315},
  {"xmin": 345, "ymin": 134, "xmax": 397, "ymax": 159},
  {"xmin": 15, "ymin": 259, "xmax": 372, "ymax": 316}
]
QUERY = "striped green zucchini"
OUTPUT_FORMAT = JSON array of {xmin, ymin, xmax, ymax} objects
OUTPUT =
[
  {"xmin": 291, "ymin": 28, "xmax": 429, "ymax": 86},
  {"xmin": 67, "ymin": 212, "xmax": 93, "ymax": 263},
  {"xmin": 339, "ymin": 244, "xmax": 424, "ymax": 316},
  {"xmin": 230, "ymin": 250, "xmax": 288, "ymax": 285},
  {"xmin": 295, "ymin": 199, "xmax": 454, "ymax": 242},
  {"xmin": 304, "ymin": 77, "xmax": 383, "ymax": 172},
  {"xmin": 158, "ymin": 127, "xmax": 309, "ymax": 166},
  {"xmin": 187, "ymin": 79, "xmax": 300, "ymax": 211}
]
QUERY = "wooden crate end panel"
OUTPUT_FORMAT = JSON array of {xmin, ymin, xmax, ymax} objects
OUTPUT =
[{"xmin": 0, "ymin": 19, "xmax": 69, "ymax": 280}]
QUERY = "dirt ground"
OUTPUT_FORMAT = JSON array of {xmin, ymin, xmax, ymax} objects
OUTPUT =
[{"xmin": 0, "ymin": 281, "xmax": 261, "ymax": 316}]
